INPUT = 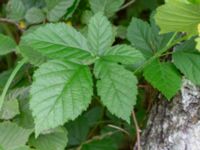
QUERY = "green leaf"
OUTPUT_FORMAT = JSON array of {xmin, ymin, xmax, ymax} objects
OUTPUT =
[
  {"xmin": 155, "ymin": 0, "xmax": 200, "ymax": 35},
  {"xmin": 102, "ymin": 44, "xmax": 144, "ymax": 64},
  {"xmin": 127, "ymin": 17, "xmax": 153, "ymax": 58},
  {"xmin": 116, "ymin": 25, "xmax": 126, "ymax": 39},
  {"xmin": 66, "ymin": 116, "xmax": 90, "ymax": 146},
  {"xmin": 0, "ymin": 122, "xmax": 32, "ymax": 150},
  {"xmin": 89, "ymin": 0, "xmax": 124, "ymax": 17},
  {"xmin": 195, "ymin": 36, "xmax": 200, "ymax": 51},
  {"xmin": 21, "ymin": 0, "xmax": 45, "ymax": 9},
  {"xmin": 149, "ymin": 13, "xmax": 175, "ymax": 51},
  {"xmin": 6, "ymin": 0, "xmax": 26, "ymax": 21},
  {"xmin": 87, "ymin": 13, "xmax": 114, "ymax": 55},
  {"xmin": 18, "ymin": 44, "xmax": 47, "ymax": 66},
  {"xmin": 45, "ymin": 0, "xmax": 75, "ymax": 22},
  {"xmin": 30, "ymin": 60, "xmax": 93, "ymax": 136},
  {"xmin": 29, "ymin": 127, "xmax": 68, "ymax": 150},
  {"xmin": 14, "ymin": 146, "xmax": 33, "ymax": 150},
  {"xmin": 13, "ymin": 87, "xmax": 35, "ymax": 129},
  {"xmin": 173, "ymin": 38, "xmax": 200, "ymax": 85},
  {"xmin": 196, "ymin": 13, "xmax": 200, "ymax": 50},
  {"xmin": 127, "ymin": 17, "xmax": 173, "ymax": 58},
  {"xmin": 6, "ymin": 87, "xmax": 30, "ymax": 103},
  {"xmin": 0, "ymin": 100, "xmax": 19, "ymax": 120},
  {"xmin": 81, "ymin": 10, "xmax": 93, "ymax": 24},
  {"xmin": 94, "ymin": 60, "xmax": 138, "ymax": 122},
  {"xmin": 67, "ymin": 107, "xmax": 102, "ymax": 146},
  {"xmin": 81, "ymin": 137, "xmax": 118, "ymax": 150},
  {"xmin": 22, "ymin": 23, "xmax": 92, "ymax": 64},
  {"xmin": 0, "ymin": 34, "xmax": 16, "ymax": 55},
  {"xmin": 25, "ymin": 7, "xmax": 45, "ymax": 24},
  {"xmin": 64, "ymin": 0, "xmax": 80, "ymax": 19},
  {"xmin": 83, "ymin": 106, "xmax": 102, "ymax": 127},
  {"xmin": 14, "ymin": 98, "xmax": 35, "ymax": 129},
  {"xmin": 188, "ymin": 0, "xmax": 200, "ymax": 4},
  {"xmin": 0, "ymin": 70, "xmax": 12, "ymax": 93},
  {"xmin": 143, "ymin": 59, "xmax": 182, "ymax": 100}
]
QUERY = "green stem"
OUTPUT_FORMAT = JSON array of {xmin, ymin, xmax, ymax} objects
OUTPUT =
[
  {"xmin": 134, "ymin": 33, "xmax": 187, "ymax": 74},
  {"xmin": 6, "ymin": 55, "xmax": 12, "ymax": 69},
  {"xmin": 0, "ymin": 59, "xmax": 26, "ymax": 110},
  {"xmin": 160, "ymin": 51, "xmax": 174, "ymax": 57}
]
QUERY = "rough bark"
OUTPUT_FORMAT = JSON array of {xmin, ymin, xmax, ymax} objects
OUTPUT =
[{"xmin": 137, "ymin": 80, "xmax": 200, "ymax": 150}]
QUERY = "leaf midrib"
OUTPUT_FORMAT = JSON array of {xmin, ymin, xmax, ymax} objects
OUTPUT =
[{"xmin": 39, "ymin": 65, "xmax": 84, "ymax": 124}]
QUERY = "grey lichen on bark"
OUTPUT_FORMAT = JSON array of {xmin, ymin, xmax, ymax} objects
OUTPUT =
[{"xmin": 137, "ymin": 80, "xmax": 200, "ymax": 150}]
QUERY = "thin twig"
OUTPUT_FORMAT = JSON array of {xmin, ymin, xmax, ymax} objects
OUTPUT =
[
  {"xmin": 132, "ymin": 110, "xmax": 141, "ymax": 150},
  {"xmin": 77, "ymin": 131, "xmax": 118, "ymax": 150},
  {"xmin": 108, "ymin": 124, "xmax": 131, "ymax": 137},
  {"xmin": 0, "ymin": 18, "xmax": 24, "ymax": 33},
  {"xmin": 87, "ymin": 121, "xmax": 107, "ymax": 139},
  {"xmin": 119, "ymin": 0, "xmax": 136, "ymax": 11}
]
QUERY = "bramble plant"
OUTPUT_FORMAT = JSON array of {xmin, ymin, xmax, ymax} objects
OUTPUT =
[
  {"xmin": 1, "ymin": 0, "xmax": 200, "ymax": 149},
  {"xmin": 20, "ymin": 12, "xmax": 144, "ymax": 136}
]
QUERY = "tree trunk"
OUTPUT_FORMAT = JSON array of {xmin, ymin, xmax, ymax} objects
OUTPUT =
[{"xmin": 137, "ymin": 80, "xmax": 200, "ymax": 150}]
